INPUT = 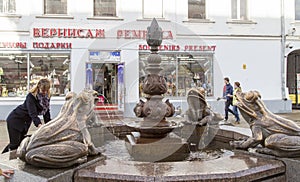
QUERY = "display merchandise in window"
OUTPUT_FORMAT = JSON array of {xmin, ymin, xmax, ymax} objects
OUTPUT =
[
  {"xmin": 0, "ymin": 53, "xmax": 27, "ymax": 97},
  {"xmin": 30, "ymin": 53, "xmax": 70, "ymax": 96},
  {"xmin": 139, "ymin": 52, "xmax": 214, "ymax": 97},
  {"xmin": 0, "ymin": 53, "xmax": 70, "ymax": 97}
]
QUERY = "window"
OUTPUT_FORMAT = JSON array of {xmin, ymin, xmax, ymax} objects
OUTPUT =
[
  {"xmin": 44, "ymin": 0, "xmax": 67, "ymax": 15},
  {"xmin": 30, "ymin": 53, "xmax": 70, "ymax": 96},
  {"xmin": 139, "ymin": 53, "xmax": 214, "ymax": 97},
  {"xmin": 188, "ymin": 0, "xmax": 206, "ymax": 19},
  {"xmin": 143, "ymin": 0, "xmax": 163, "ymax": 19},
  {"xmin": 231, "ymin": 0, "xmax": 248, "ymax": 20},
  {"xmin": 296, "ymin": 0, "xmax": 300, "ymax": 20},
  {"xmin": 94, "ymin": 0, "xmax": 116, "ymax": 17},
  {"xmin": 0, "ymin": 53, "xmax": 27, "ymax": 97},
  {"xmin": 0, "ymin": 52, "xmax": 70, "ymax": 97},
  {"xmin": 0, "ymin": 0, "xmax": 15, "ymax": 14}
]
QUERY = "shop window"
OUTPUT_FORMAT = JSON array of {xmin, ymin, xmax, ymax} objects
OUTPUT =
[
  {"xmin": 30, "ymin": 53, "xmax": 70, "ymax": 96},
  {"xmin": 143, "ymin": 0, "xmax": 163, "ymax": 19},
  {"xmin": 0, "ymin": 0, "xmax": 16, "ymax": 14},
  {"xmin": 94, "ymin": 0, "xmax": 116, "ymax": 17},
  {"xmin": 0, "ymin": 53, "xmax": 27, "ymax": 97},
  {"xmin": 139, "ymin": 53, "xmax": 214, "ymax": 97},
  {"xmin": 0, "ymin": 53, "xmax": 70, "ymax": 98},
  {"xmin": 188, "ymin": 0, "xmax": 206, "ymax": 19},
  {"xmin": 44, "ymin": 0, "xmax": 67, "ymax": 15},
  {"xmin": 231, "ymin": 0, "xmax": 248, "ymax": 20},
  {"xmin": 296, "ymin": 0, "xmax": 300, "ymax": 20}
]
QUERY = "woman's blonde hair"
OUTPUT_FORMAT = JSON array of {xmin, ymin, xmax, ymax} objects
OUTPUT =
[{"xmin": 30, "ymin": 78, "xmax": 51, "ymax": 97}]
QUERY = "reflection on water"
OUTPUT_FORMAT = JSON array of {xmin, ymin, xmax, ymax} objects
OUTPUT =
[
  {"xmin": 187, "ymin": 149, "xmax": 234, "ymax": 161},
  {"xmin": 102, "ymin": 140, "xmax": 134, "ymax": 161},
  {"xmin": 101, "ymin": 139, "xmax": 233, "ymax": 162}
]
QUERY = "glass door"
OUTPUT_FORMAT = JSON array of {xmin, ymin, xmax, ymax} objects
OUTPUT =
[
  {"xmin": 86, "ymin": 62, "xmax": 118, "ymax": 105},
  {"xmin": 287, "ymin": 53, "xmax": 300, "ymax": 108}
]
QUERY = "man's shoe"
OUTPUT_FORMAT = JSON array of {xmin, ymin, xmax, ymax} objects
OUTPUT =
[{"xmin": 220, "ymin": 119, "xmax": 233, "ymax": 126}]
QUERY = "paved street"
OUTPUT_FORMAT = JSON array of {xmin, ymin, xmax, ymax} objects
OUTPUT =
[{"xmin": 0, "ymin": 110, "xmax": 300, "ymax": 153}]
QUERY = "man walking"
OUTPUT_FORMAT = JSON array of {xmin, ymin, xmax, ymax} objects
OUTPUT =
[{"xmin": 223, "ymin": 77, "xmax": 235, "ymax": 121}]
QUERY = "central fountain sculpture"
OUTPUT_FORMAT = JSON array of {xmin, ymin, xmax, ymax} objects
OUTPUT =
[
  {"xmin": 126, "ymin": 19, "xmax": 189, "ymax": 162},
  {"xmin": 133, "ymin": 18, "xmax": 176, "ymax": 132}
]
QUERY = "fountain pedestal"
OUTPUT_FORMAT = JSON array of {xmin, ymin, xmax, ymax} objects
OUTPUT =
[
  {"xmin": 125, "ymin": 18, "xmax": 189, "ymax": 162},
  {"xmin": 126, "ymin": 132, "xmax": 189, "ymax": 162}
]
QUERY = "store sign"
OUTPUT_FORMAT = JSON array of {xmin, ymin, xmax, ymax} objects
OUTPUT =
[
  {"xmin": 139, "ymin": 44, "xmax": 180, "ymax": 51},
  {"xmin": 139, "ymin": 44, "xmax": 216, "ymax": 51},
  {"xmin": 89, "ymin": 51, "xmax": 120, "ymax": 62},
  {"xmin": 0, "ymin": 42, "xmax": 27, "ymax": 48},
  {"xmin": 184, "ymin": 45, "xmax": 216, "ymax": 51},
  {"xmin": 32, "ymin": 28, "xmax": 174, "ymax": 40},
  {"xmin": 33, "ymin": 28, "xmax": 105, "ymax": 38},
  {"xmin": 117, "ymin": 30, "xmax": 173, "ymax": 39},
  {"xmin": 33, "ymin": 42, "xmax": 72, "ymax": 49}
]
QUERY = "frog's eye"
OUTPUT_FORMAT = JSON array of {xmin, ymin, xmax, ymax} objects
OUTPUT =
[
  {"xmin": 253, "ymin": 91, "xmax": 261, "ymax": 99},
  {"xmin": 245, "ymin": 92, "xmax": 255, "ymax": 102}
]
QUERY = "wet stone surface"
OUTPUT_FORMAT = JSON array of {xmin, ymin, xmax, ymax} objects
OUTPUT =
[{"xmin": 74, "ymin": 148, "xmax": 285, "ymax": 182}]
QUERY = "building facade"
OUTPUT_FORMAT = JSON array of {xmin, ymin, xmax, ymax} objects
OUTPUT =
[{"xmin": 0, "ymin": 0, "xmax": 298, "ymax": 120}]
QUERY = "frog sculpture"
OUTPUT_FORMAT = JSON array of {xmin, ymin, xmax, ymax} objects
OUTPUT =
[
  {"xmin": 230, "ymin": 90, "xmax": 300, "ymax": 157},
  {"xmin": 16, "ymin": 89, "xmax": 102, "ymax": 168},
  {"xmin": 185, "ymin": 87, "xmax": 222, "ymax": 125}
]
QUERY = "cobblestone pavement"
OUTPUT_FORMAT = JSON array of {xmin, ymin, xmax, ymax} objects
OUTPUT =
[{"xmin": 0, "ymin": 110, "xmax": 300, "ymax": 153}]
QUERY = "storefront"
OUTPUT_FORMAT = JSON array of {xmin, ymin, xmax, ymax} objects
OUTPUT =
[
  {"xmin": 0, "ymin": 40, "xmax": 72, "ymax": 119},
  {"xmin": 0, "ymin": 20, "xmax": 292, "ymax": 120}
]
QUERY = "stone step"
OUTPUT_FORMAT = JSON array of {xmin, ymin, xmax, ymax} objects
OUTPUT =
[
  {"xmin": 95, "ymin": 104, "xmax": 118, "ymax": 111},
  {"xmin": 95, "ymin": 110, "xmax": 124, "ymax": 120}
]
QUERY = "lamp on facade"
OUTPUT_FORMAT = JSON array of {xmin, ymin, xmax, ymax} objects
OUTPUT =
[
  {"xmin": 287, "ymin": 27, "xmax": 296, "ymax": 36},
  {"xmin": 285, "ymin": 42, "xmax": 294, "ymax": 49}
]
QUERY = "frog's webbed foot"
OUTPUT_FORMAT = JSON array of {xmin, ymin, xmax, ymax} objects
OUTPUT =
[
  {"xmin": 256, "ymin": 147, "xmax": 280, "ymax": 156},
  {"xmin": 16, "ymin": 136, "xmax": 31, "ymax": 161},
  {"xmin": 230, "ymin": 140, "xmax": 243, "ymax": 149},
  {"xmin": 75, "ymin": 156, "xmax": 88, "ymax": 164},
  {"xmin": 229, "ymin": 137, "xmax": 249, "ymax": 149},
  {"xmin": 89, "ymin": 146, "xmax": 104, "ymax": 155}
]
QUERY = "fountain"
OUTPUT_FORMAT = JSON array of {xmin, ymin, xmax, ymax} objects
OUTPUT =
[
  {"xmin": 0, "ymin": 19, "xmax": 297, "ymax": 182},
  {"xmin": 125, "ymin": 18, "xmax": 189, "ymax": 162}
]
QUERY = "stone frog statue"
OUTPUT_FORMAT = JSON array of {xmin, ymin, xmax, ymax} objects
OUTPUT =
[
  {"xmin": 185, "ymin": 87, "xmax": 223, "ymax": 125},
  {"xmin": 230, "ymin": 90, "xmax": 300, "ymax": 157},
  {"xmin": 16, "ymin": 89, "xmax": 102, "ymax": 168}
]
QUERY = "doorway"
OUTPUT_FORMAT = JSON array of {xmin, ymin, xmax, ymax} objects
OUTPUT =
[
  {"xmin": 287, "ymin": 52, "xmax": 300, "ymax": 109},
  {"xmin": 86, "ymin": 62, "xmax": 120, "ymax": 106}
]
